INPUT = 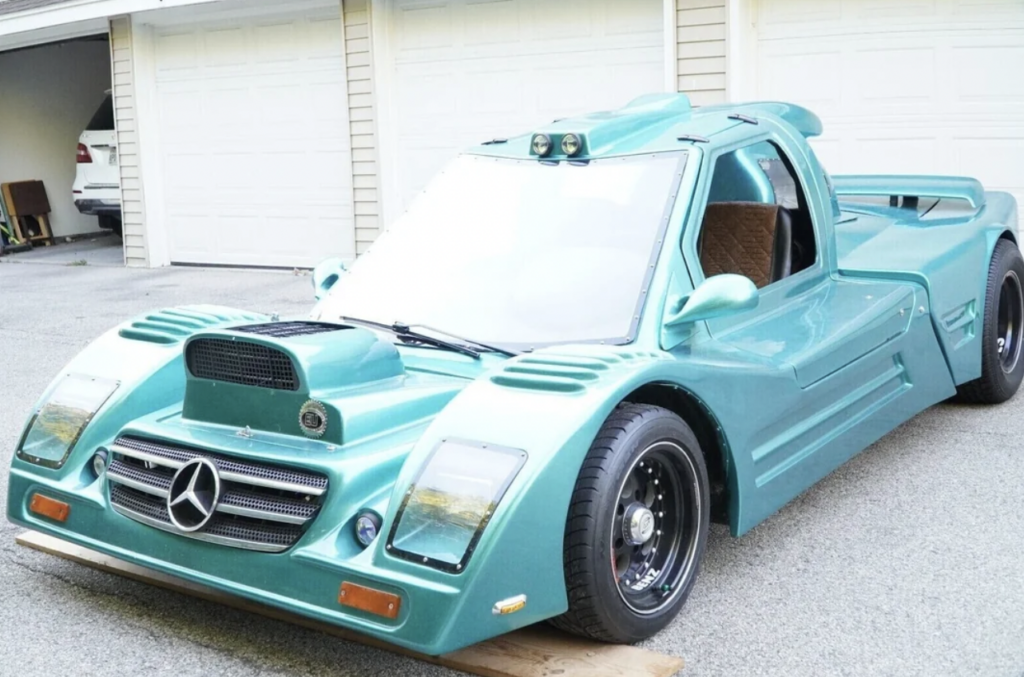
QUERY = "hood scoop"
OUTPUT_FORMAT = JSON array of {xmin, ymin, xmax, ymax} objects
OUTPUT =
[
  {"xmin": 181, "ymin": 321, "xmax": 407, "ymax": 439},
  {"xmin": 184, "ymin": 321, "xmax": 405, "ymax": 394}
]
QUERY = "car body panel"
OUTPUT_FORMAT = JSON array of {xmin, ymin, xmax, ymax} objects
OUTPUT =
[{"xmin": 8, "ymin": 94, "xmax": 1019, "ymax": 654}]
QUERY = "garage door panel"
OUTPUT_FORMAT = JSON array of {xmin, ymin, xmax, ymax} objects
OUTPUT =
[
  {"xmin": 847, "ymin": 137, "xmax": 941, "ymax": 176},
  {"xmin": 464, "ymin": 0, "xmax": 519, "ymax": 45},
  {"xmin": 155, "ymin": 5, "xmax": 354, "ymax": 266},
  {"xmin": 758, "ymin": 49, "xmax": 841, "ymax": 112},
  {"xmin": 854, "ymin": 0, "xmax": 938, "ymax": 21},
  {"xmin": 952, "ymin": 0, "xmax": 1024, "ymax": 19},
  {"xmin": 953, "ymin": 137, "xmax": 1024, "ymax": 197},
  {"xmin": 852, "ymin": 47, "xmax": 935, "ymax": 104},
  {"xmin": 205, "ymin": 27, "xmax": 247, "ymax": 66},
  {"xmin": 756, "ymin": 1, "xmax": 1024, "ymax": 209},
  {"xmin": 155, "ymin": 31, "xmax": 200, "ymax": 71},
  {"xmin": 952, "ymin": 44, "xmax": 1024, "ymax": 102},
  {"xmin": 388, "ymin": 0, "xmax": 663, "ymax": 213},
  {"xmin": 759, "ymin": 0, "xmax": 842, "ymax": 30},
  {"xmin": 395, "ymin": 2, "xmax": 453, "ymax": 53}
]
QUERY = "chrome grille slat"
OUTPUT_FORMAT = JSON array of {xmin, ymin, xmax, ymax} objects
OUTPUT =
[
  {"xmin": 107, "ymin": 436, "xmax": 328, "ymax": 552},
  {"xmin": 112, "ymin": 436, "xmax": 326, "ymax": 496},
  {"xmin": 110, "ymin": 486, "xmax": 296, "ymax": 553},
  {"xmin": 107, "ymin": 460, "xmax": 316, "ymax": 525}
]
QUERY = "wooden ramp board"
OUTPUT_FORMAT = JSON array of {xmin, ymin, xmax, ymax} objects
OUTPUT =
[{"xmin": 17, "ymin": 531, "xmax": 684, "ymax": 677}]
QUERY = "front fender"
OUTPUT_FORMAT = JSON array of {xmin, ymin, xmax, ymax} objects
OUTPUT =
[
  {"xmin": 376, "ymin": 347, "xmax": 694, "ymax": 648},
  {"xmin": 7, "ymin": 306, "xmax": 265, "ymax": 485}
]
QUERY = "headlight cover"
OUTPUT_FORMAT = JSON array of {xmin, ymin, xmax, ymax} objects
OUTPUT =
[
  {"xmin": 386, "ymin": 439, "xmax": 527, "ymax": 573},
  {"xmin": 16, "ymin": 374, "xmax": 119, "ymax": 469}
]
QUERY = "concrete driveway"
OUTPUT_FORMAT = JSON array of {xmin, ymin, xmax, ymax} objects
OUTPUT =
[{"xmin": 1, "ymin": 260, "xmax": 1022, "ymax": 677}]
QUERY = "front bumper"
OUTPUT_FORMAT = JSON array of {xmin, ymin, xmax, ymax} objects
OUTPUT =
[{"xmin": 7, "ymin": 466, "xmax": 481, "ymax": 655}]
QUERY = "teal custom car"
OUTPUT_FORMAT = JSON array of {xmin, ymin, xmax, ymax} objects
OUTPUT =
[{"xmin": 8, "ymin": 94, "xmax": 1022, "ymax": 655}]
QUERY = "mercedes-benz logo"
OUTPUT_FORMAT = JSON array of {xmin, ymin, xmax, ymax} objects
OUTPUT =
[{"xmin": 167, "ymin": 458, "xmax": 221, "ymax": 533}]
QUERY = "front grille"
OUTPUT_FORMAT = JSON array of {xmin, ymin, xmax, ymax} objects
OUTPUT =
[
  {"xmin": 231, "ymin": 321, "xmax": 348, "ymax": 338},
  {"xmin": 185, "ymin": 338, "xmax": 299, "ymax": 391},
  {"xmin": 107, "ymin": 436, "xmax": 328, "ymax": 552}
]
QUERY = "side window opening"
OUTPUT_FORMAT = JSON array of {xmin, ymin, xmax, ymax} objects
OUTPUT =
[{"xmin": 695, "ymin": 141, "xmax": 818, "ymax": 289}]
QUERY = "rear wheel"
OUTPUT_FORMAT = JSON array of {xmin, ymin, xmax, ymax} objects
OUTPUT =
[
  {"xmin": 550, "ymin": 403, "xmax": 710, "ymax": 643},
  {"xmin": 957, "ymin": 238, "xmax": 1024, "ymax": 403}
]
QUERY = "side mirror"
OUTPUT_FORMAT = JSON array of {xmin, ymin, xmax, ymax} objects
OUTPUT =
[
  {"xmin": 312, "ymin": 257, "xmax": 347, "ymax": 301},
  {"xmin": 664, "ymin": 274, "xmax": 758, "ymax": 327}
]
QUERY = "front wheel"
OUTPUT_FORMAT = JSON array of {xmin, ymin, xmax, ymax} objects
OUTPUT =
[
  {"xmin": 550, "ymin": 403, "xmax": 710, "ymax": 643},
  {"xmin": 957, "ymin": 238, "xmax": 1024, "ymax": 404}
]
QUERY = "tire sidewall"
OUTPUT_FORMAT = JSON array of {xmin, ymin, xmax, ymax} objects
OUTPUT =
[{"xmin": 982, "ymin": 240, "xmax": 1024, "ymax": 401}]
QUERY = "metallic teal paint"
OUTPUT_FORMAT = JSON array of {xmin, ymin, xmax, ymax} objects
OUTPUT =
[{"xmin": 7, "ymin": 95, "xmax": 1019, "ymax": 654}]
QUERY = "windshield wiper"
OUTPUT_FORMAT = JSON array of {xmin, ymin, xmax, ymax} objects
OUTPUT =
[
  {"xmin": 395, "ymin": 322, "xmax": 520, "ymax": 358},
  {"xmin": 340, "ymin": 317, "xmax": 517, "ymax": 359}
]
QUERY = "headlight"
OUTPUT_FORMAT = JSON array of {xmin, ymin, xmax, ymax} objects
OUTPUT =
[
  {"xmin": 16, "ymin": 374, "xmax": 118, "ymax": 469},
  {"xmin": 386, "ymin": 439, "xmax": 527, "ymax": 573},
  {"xmin": 531, "ymin": 133, "xmax": 552, "ymax": 157},
  {"xmin": 560, "ymin": 133, "xmax": 582, "ymax": 156}
]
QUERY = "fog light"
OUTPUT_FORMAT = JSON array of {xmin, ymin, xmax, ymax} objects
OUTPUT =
[
  {"xmin": 355, "ymin": 511, "xmax": 382, "ymax": 547},
  {"xmin": 91, "ymin": 449, "xmax": 108, "ymax": 478},
  {"xmin": 560, "ymin": 133, "xmax": 582, "ymax": 156},
  {"xmin": 531, "ymin": 133, "xmax": 552, "ymax": 157}
]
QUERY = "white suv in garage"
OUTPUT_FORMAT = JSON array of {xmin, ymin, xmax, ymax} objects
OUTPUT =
[{"xmin": 72, "ymin": 93, "xmax": 121, "ymax": 236}]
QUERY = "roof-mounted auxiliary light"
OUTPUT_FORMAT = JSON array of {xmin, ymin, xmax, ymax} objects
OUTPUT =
[
  {"xmin": 531, "ymin": 133, "xmax": 552, "ymax": 157},
  {"xmin": 560, "ymin": 133, "xmax": 582, "ymax": 157}
]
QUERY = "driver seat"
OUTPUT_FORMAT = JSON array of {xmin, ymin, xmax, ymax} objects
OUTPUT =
[{"xmin": 698, "ymin": 202, "xmax": 792, "ymax": 288}]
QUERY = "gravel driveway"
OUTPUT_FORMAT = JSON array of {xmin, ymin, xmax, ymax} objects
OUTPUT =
[{"xmin": 1, "ymin": 259, "xmax": 1022, "ymax": 677}]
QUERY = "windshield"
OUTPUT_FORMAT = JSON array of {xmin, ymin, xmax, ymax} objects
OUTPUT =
[{"xmin": 318, "ymin": 152, "xmax": 685, "ymax": 348}]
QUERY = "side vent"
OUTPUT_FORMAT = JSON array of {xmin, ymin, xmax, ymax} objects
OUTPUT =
[
  {"xmin": 120, "ymin": 306, "xmax": 266, "ymax": 345},
  {"xmin": 490, "ymin": 350, "xmax": 666, "ymax": 393}
]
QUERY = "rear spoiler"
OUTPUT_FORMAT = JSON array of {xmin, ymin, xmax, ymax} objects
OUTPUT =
[{"xmin": 832, "ymin": 175, "xmax": 985, "ymax": 209}]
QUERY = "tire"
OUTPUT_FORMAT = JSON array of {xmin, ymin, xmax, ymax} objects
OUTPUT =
[
  {"xmin": 98, "ymin": 215, "xmax": 123, "ymax": 237},
  {"xmin": 957, "ymin": 238, "xmax": 1024, "ymax": 404},
  {"xmin": 550, "ymin": 403, "xmax": 710, "ymax": 643}
]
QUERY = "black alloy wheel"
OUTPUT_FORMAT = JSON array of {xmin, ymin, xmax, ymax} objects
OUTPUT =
[{"xmin": 551, "ymin": 403, "xmax": 710, "ymax": 643}]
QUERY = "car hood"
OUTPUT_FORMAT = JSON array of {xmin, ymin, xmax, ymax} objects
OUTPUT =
[{"xmin": 173, "ymin": 320, "xmax": 476, "ymax": 447}]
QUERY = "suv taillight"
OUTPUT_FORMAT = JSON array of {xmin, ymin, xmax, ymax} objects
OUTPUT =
[{"xmin": 76, "ymin": 143, "xmax": 92, "ymax": 164}]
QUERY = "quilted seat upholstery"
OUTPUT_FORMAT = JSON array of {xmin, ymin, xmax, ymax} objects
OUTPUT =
[{"xmin": 699, "ymin": 202, "xmax": 786, "ymax": 289}]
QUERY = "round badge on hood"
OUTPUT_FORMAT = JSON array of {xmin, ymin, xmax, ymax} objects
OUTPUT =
[{"xmin": 299, "ymin": 400, "xmax": 328, "ymax": 438}]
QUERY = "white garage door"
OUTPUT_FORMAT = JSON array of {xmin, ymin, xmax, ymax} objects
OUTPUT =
[
  {"xmin": 384, "ymin": 0, "xmax": 665, "ymax": 212},
  {"xmin": 151, "ymin": 4, "xmax": 354, "ymax": 267},
  {"xmin": 754, "ymin": 0, "xmax": 1024, "ymax": 206}
]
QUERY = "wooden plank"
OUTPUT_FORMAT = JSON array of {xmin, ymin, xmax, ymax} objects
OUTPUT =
[{"xmin": 17, "ymin": 531, "xmax": 684, "ymax": 677}]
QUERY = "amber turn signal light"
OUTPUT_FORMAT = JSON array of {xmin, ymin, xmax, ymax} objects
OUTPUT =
[
  {"xmin": 338, "ymin": 581, "xmax": 401, "ymax": 620},
  {"xmin": 29, "ymin": 494, "xmax": 70, "ymax": 522}
]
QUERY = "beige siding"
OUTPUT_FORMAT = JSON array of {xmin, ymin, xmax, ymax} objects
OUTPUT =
[
  {"xmin": 342, "ymin": 0, "xmax": 380, "ymax": 255},
  {"xmin": 676, "ymin": 0, "xmax": 727, "ymax": 106},
  {"xmin": 109, "ymin": 16, "xmax": 147, "ymax": 267}
]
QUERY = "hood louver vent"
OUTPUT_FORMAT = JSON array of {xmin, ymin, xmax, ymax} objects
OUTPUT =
[
  {"xmin": 120, "ymin": 307, "xmax": 266, "ymax": 345},
  {"xmin": 231, "ymin": 321, "xmax": 348, "ymax": 338},
  {"xmin": 186, "ymin": 338, "xmax": 299, "ymax": 391},
  {"xmin": 490, "ymin": 350, "xmax": 666, "ymax": 393}
]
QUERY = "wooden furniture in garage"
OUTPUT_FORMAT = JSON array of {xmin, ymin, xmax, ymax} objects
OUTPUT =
[{"xmin": 1, "ymin": 180, "xmax": 54, "ymax": 247}]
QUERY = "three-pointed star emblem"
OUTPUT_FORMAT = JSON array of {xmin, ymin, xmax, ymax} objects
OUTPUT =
[{"xmin": 167, "ymin": 458, "xmax": 221, "ymax": 533}]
